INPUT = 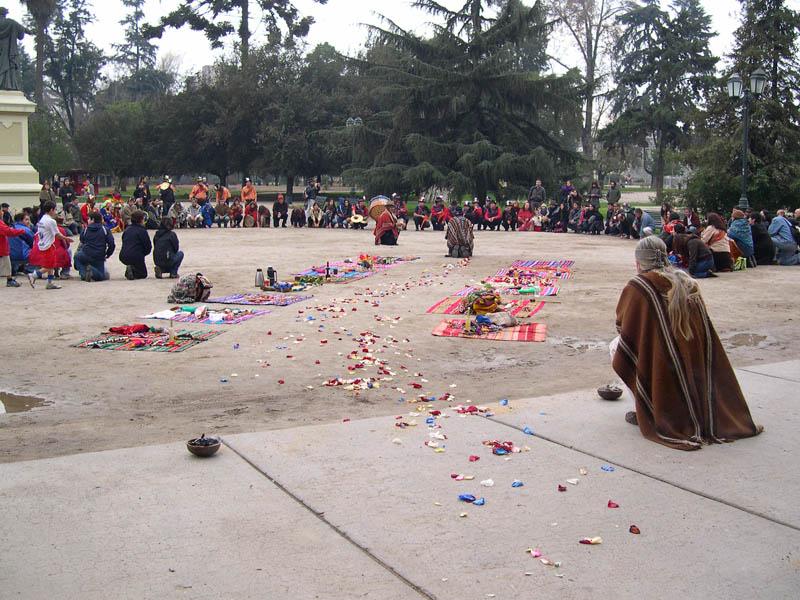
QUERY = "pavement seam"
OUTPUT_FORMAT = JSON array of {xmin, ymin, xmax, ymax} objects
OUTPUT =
[
  {"xmin": 487, "ymin": 416, "xmax": 800, "ymax": 532},
  {"xmin": 220, "ymin": 437, "xmax": 438, "ymax": 600},
  {"xmin": 738, "ymin": 368, "xmax": 800, "ymax": 384}
]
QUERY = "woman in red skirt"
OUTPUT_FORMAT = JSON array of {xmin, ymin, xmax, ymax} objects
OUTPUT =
[{"xmin": 29, "ymin": 201, "xmax": 73, "ymax": 289}]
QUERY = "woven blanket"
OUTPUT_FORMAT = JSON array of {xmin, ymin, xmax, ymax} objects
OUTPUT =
[
  {"xmin": 453, "ymin": 284, "xmax": 559, "ymax": 298},
  {"xmin": 425, "ymin": 296, "xmax": 545, "ymax": 318},
  {"xmin": 143, "ymin": 308, "xmax": 270, "ymax": 325},
  {"xmin": 511, "ymin": 259, "xmax": 574, "ymax": 269},
  {"xmin": 294, "ymin": 256, "xmax": 420, "ymax": 283},
  {"xmin": 73, "ymin": 329, "xmax": 223, "ymax": 352},
  {"xmin": 431, "ymin": 319, "xmax": 547, "ymax": 342},
  {"xmin": 206, "ymin": 293, "xmax": 311, "ymax": 306}
]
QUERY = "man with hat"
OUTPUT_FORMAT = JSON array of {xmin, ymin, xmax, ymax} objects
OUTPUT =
[
  {"xmin": 159, "ymin": 176, "xmax": 175, "ymax": 218},
  {"xmin": 242, "ymin": 177, "xmax": 257, "ymax": 205},
  {"xmin": 430, "ymin": 196, "xmax": 451, "ymax": 231},
  {"xmin": 189, "ymin": 177, "xmax": 208, "ymax": 205},
  {"xmin": 373, "ymin": 203, "xmax": 399, "ymax": 246}
]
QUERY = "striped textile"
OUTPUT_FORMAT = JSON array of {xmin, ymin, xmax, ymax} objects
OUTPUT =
[
  {"xmin": 426, "ymin": 296, "xmax": 545, "ymax": 318},
  {"xmin": 206, "ymin": 293, "xmax": 312, "ymax": 306},
  {"xmin": 431, "ymin": 319, "xmax": 547, "ymax": 342},
  {"xmin": 143, "ymin": 309, "xmax": 271, "ymax": 325},
  {"xmin": 73, "ymin": 330, "xmax": 223, "ymax": 352},
  {"xmin": 511, "ymin": 259, "xmax": 574, "ymax": 269}
]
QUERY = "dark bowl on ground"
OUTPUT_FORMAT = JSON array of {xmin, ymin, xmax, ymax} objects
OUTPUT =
[
  {"xmin": 187, "ymin": 437, "xmax": 221, "ymax": 457},
  {"xmin": 597, "ymin": 386, "xmax": 623, "ymax": 401}
]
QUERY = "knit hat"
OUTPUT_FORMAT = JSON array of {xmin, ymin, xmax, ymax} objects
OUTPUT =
[{"xmin": 731, "ymin": 208, "xmax": 745, "ymax": 220}]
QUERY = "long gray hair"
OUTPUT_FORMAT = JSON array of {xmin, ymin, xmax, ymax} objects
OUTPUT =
[{"xmin": 635, "ymin": 236, "xmax": 700, "ymax": 340}]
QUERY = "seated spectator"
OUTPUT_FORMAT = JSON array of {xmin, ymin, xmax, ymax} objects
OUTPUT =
[
  {"xmin": 749, "ymin": 213, "xmax": 774, "ymax": 265},
  {"xmin": 502, "ymin": 200, "xmax": 519, "ymax": 231},
  {"xmin": 258, "ymin": 204, "xmax": 271, "ymax": 227},
  {"xmin": 632, "ymin": 208, "xmax": 655, "ymax": 239},
  {"xmin": 483, "ymin": 201, "xmax": 502, "ymax": 230},
  {"xmin": 187, "ymin": 199, "xmax": 202, "ymax": 228},
  {"xmin": 244, "ymin": 200, "xmax": 259, "ymax": 227},
  {"xmin": 768, "ymin": 210, "xmax": 800, "ymax": 265},
  {"xmin": 518, "ymin": 200, "xmax": 534, "ymax": 231},
  {"xmin": 583, "ymin": 204, "xmax": 604, "ymax": 235},
  {"xmin": 290, "ymin": 206, "xmax": 307, "ymax": 227},
  {"xmin": 9, "ymin": 213, "xmax": 34, "ymax": 276},
  {"xmin": 333, "ymin": 198, "xmax": 348, "ymax": 228},
  {"xmin": 308, "ymin": 202, "xmax": 323, "ymax": 227},
  {"xmin": 701, "ymin": 212, "xmax": 733, "ymax": 272},
  {"xmin": 466, "ymin": 202, "xmax": 483, "ymax": 229},
  {"xmin": 214, "ymin": 197, "xmax": 230, "ymax": 228},
  {"xmin": 727, "ymin": 208, "xmax": 754, "ymax": 262},
  {"xmin": 74, "ymin": 211, "xmax": 114, "ymax": 281},
  {"xmin": 168, "ymin": 201, "xmax": 188, "ymax": 229},
  {"xmin": 153, "ymin": 217, "xmax": 183, "ymax": 279},
  {"xmin": 350, "ymin": 198, "xmax": 368, "ymax": 230},
  {"xmin": 413, "ymin": 199, "xmax": 431, "ymax": 230},
  {"xmin": 200, "ymin": 201, "xmax": 215, "ymax": 228},
  {"xmin": 431, "ymin": 197, "xmax": 451, "ymax": 231},
  {"xmin": 230, "ymin": 199, "xmax": 243, "ymax": 228},
  {"xmin": 567, "ymin": 201, "xmax": 581, "ymax": 232},
  {"xmin": 683, "ymin": 207, "xmax": 701, "ymax": 232},
  {"xmin": 373, "ymin": 204, "xmax": 399, "ymax": 246},
  {"xmin": 273, "ymin": 194, "xmax": 289, "ymax": 227},
  {"xmin": 672, "ymin": 232, "xmax": 715, "ymax": 278},
  {"xmin": 119, "ymin": 210, "xmax": 152, "ymax": 280}
]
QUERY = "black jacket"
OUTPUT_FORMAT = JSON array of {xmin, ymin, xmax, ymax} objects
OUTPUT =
[
  {"xmin": 751, "ymin": 223, "xmax": 775, "ymax": 265},
  {"xmin": 79, "ymin": 222, "xmax": 115, "ymax": 263},
  {"xmin": 119, "ymin": 223, "xmax": 152, "ymax": 264},
  {"xmin": 153, "ymin": 227, "xmax": 179, "ymax": 267}
]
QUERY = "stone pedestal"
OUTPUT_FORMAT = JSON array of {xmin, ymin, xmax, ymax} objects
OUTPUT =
[{"xmin": 0, "ymin": 90, "xmax": 40, "ymax": 210}]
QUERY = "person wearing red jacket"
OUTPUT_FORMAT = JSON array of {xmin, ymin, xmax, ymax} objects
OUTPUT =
[
  {"xmin": 430, "ymin": 197, "xmax": 451, "ymax": 231},
  {"xmin": 0, "ymin": 218, "xmax": 25, "ymax": 287}
]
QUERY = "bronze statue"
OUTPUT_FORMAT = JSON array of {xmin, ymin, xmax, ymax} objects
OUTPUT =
[{"xmin": 0, "ymin": 7, "xmax": 30, "ymax": 92}]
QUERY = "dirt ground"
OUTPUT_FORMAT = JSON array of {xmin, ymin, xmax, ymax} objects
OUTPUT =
[{"xmin": 1, "ymin": 227, "xmax": 797, "ymax": 463}]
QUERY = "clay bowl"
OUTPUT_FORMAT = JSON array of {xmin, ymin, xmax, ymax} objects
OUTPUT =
[
  {"xmin": 187, "ymin": 436, "xmax": 221, "ymax": 457},
  {"xmin": 597, "ymin": 385, "xmax": 623, "ymax": 401}
]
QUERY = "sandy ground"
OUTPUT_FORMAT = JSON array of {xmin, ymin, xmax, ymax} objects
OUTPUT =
[{"xmin": 1, "ymin": 226, "xmax": 797, "ymax": 463}]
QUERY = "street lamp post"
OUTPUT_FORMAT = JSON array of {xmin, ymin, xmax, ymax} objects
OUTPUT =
[{"xmin": 727, "ymin": 67, "xmax": 767, "ymax": 210}]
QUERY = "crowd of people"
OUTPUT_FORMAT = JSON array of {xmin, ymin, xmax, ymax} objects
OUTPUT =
[{"xmin": 1, "ymin": 174, "xmax": 798, "ymax": 290}]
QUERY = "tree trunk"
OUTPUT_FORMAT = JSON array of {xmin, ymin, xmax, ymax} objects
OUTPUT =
[
  {"xmin": 653, "ymin": 133, "xmax": 666, "ymax": 200},
  {"xmin": 240, "ymin": 0, "xmax": 250, "ymax": 65},
  {"xmin": 34, "ymin": 24, "xmax": 46, "ymax": 106},
  {"xmin": 582, "ymin": 27, "xmax": 595, "ymax": 160},
  {"xmin": 285, "ymin": 173, "xmax": 295, "ymax": 198}
]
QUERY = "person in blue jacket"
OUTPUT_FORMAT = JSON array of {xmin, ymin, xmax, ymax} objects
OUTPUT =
[
  {"xmin": 74, "ymin": 211, "xmax": 115, "ymax": 281},
  {"xmin": 9, "ymin": 212, "xmax": 34, "ymax": 275},
  {"xmin": 200, "ymin": 201, "xmax": 215, "ymax": 228}
]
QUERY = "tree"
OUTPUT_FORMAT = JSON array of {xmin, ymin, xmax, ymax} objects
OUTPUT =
[
  {"xmin": 684, "ymin": 0, "xmax": 800, "ymax": 211},
  {"xmin": 74, "ymin": 102, "xmax": 152, "ymax": 187},
  {"xmin": 549, "ymin": 0, "xmax": 625, "ymax": 161},
  {"xmin": 114, "ymin": 0, "xmax": 157, "ymax": 75},
  {"xmin": 29, "ymin": 109, "xmax": 75, "ymax": 180},
  {"xmin": 144, "ymin": 0, "xmax": 328, "ymax": 65},
  {"xmin": 600, "ymin": 0, "xmax": 717, "ymax": 199},
  {"xmin": 44, "ymin": 0, "xmax": 106, "ymax": 136},
  {"xmin": 23, "ymin": 0, "xmax": 57, "ymax": 107},
  {"xmin": 355, "ymin": 0, "xmax": 581, "ymax": 200}
]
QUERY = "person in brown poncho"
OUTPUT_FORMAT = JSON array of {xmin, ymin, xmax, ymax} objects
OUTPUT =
[{"xmin": 612, "ymin": 236, "xmax": 762, "ymax": 450}]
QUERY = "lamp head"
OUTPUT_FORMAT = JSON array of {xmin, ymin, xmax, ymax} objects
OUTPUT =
[
  {"xmin": 727, "ymin": 74, "xmax": 742, "ymax": 99},
  {"xmin": 750, "ymin": 67, "xmax": 767, "ymax": 96}
]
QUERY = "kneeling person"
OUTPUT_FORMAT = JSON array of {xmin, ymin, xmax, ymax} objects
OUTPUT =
[
  {"xmin": 153, "ymin": 217, "xmax": 184, "ymax": 279},
  {"xmin": 374, "ymin": 205, "xmax": 399, "ymax": 246},
  {"xmin": 74, "ymin": 211, "xmax": 115, "ymax": 281}
]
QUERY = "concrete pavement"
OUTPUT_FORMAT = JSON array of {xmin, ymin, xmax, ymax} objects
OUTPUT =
[{"xmin": 2, "ymin": 361, "xmax": 799, "ymax": 599}]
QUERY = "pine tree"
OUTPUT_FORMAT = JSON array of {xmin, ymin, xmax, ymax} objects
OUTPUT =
[
  {"xmin": 144, "ymin": 0, "xmax": 328, "ymax": 65},
  {"xmin": 600, "ymin": 0, "xmax": 717, "ymax": 199},
  {"xmin": 685, "ymin": 0, "xmax": 800, "ymax": 211},
  {"xmin": 114, "ymin": 0, "xmax": 157, "ymax": 75},
  {"xmin": 356, "ymin": 0, "xmax": 581, "ymax": 200}
]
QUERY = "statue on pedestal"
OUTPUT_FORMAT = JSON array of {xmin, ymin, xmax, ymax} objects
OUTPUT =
[{"xmin": 0, "ymin": 7, "xmax": 30, "ymax": 92}]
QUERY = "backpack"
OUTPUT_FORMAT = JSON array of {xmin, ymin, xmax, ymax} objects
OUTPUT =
[{"xmin": 167, "ymin": 273, "xmax": 213, "ymax": 304}]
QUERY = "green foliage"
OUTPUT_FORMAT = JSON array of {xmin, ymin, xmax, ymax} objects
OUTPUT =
[
  {"xmin": 144, "ymin": 0, "xmax": 328, "ymax": 64},
  {"xmin": 601, "ymin": 0, "xmax": 717, "ymax": 198},
  {"xmin": 29, "ymin": 109, "xmax": 75, "ymax": 180},
  {"xmin": 73, "ymin": 102, "xmax": 153, "ymax": 183},
  {"xmin": 18, "ymin": 47, "xmax": 36, "ymax": 101},
  {"xmin": 45, "ymin": 0, "xmax": 106, "ymax": 136},
  {"xmin": 113, "ymin": 0, "xmax": 157, "ymax": 74},
  {"xmin": 23, "ymin": 0, "xmax": 58, "ymax": 105},
  {"xmin": 685, "ymin": 0, "xmax": 800, "ymax": 212},
  {"xmin": 355, "ymin": 0, "xmax": 581, "ymax": 199}
]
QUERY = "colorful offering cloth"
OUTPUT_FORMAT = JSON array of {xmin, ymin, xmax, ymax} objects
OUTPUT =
[
  {"xmin": 294, "ymin": 256, "xmax": 419, "ymax": 283},
  {"xmin": 74, "ymin": 329, "xmax": 222, "ymax": 352},
  {"xmin": 426, "ymin": 296, "xmax": 544, "ymax": 318},
  {"xmin": 431, "ymin": 319, "xmax": 547, "ymax": 342},
  {"xmin": 206, "ymin": 293, "xmax": 312, "ymax": 306},
  {"xmin": 143, "ymin": 308, "xmax": 270, "ymax": 325}
]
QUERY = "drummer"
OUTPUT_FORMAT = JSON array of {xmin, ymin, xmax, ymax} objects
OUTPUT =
[{"xmin": 374, "ymin": 203, "xmax": 399, "ymax": 246}]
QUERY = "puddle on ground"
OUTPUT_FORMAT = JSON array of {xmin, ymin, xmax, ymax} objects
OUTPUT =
[
  {"xmin": 547, "ymin": 337, "xmax": 609, "ymax": 353},
  {"xmin": 724, "ymin": 333, "xmax": 770, "ymax": 349},
  {"xmin": 0, "ymin": 392, "xmax": 52, "ymax": 415}
]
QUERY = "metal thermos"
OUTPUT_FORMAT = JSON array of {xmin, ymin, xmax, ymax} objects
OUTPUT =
[
  {"xmin": 255, "ymin": 268, "xmax": 265, "ymax": 288},
  {"xmin": 267, "ymin": 267, "xmax": 276, "ymax": 286}
]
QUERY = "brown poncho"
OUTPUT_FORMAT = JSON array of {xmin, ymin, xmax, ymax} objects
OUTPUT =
[{"xmin": 612, "ymin": 271, "xmax": 761, "ymax": 450}]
